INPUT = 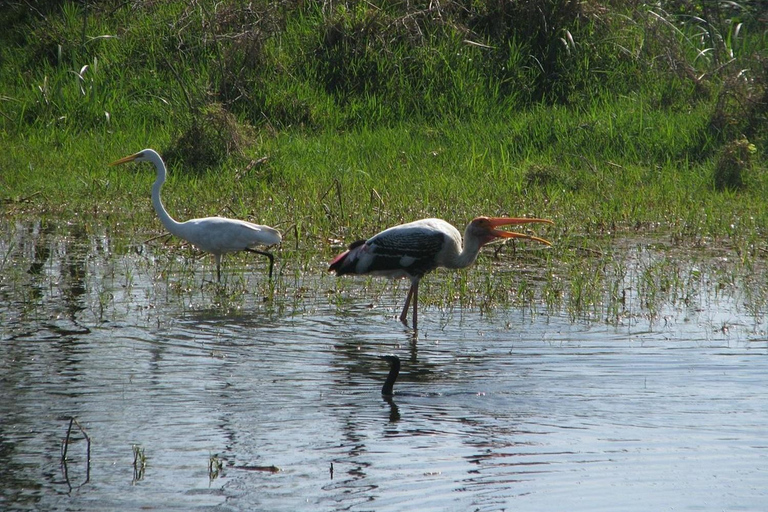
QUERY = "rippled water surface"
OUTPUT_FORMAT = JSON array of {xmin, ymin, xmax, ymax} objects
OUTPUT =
[{"xmin": 1, "ymin": 220, "xmax": 767, "ymax": 511}]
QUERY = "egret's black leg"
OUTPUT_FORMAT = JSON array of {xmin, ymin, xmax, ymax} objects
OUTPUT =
[{"xmin": 245, "ymin": 248, "xmax": 275, "ymax": 280}]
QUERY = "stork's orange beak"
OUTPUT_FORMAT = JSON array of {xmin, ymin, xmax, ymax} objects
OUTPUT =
[
  {"xmin": 109, "ymin": 153, "xmax": 140, "ymax": 166},
  {"xmin": 487, "ymin": 217, "xmax": 554, "ymax": 246}
]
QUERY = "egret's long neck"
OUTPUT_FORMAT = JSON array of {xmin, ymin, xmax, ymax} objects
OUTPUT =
[{"xmin": 149, "ymin": 157, "xmax": 184, "ymax": 237}]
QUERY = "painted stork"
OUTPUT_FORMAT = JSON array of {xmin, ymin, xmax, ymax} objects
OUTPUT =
[
  {"xmin": 110, "ymin": 149, "xmax": 282, "ymax": 281},
  {"xmin": 329, "ymin": 216, "xmax": 553, "ymax": 329}
]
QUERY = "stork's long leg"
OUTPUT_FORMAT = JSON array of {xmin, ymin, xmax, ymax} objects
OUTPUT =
[
  {"xmin": 400, "ymin": 282, "xmax": 415, "ymax": 326},
  {"xmin": 412, "ymin": 281, "xmax": 419, "ymax": 330},
  {"xmin": 245, "ymin": 248, "xmax": 275, "ymax": 280},
  {"xmin": 400, "ymin": 280, "xmax": 420, "ymax": 329}
]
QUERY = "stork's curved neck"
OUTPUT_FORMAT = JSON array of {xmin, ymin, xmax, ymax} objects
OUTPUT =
[
  {"xmin": 448, "ymin": 227, "xmax": 485, "ymax": 269},
  {"xmin": 147, "ymin": 153, "xmax": 184, "ymax": 236}
]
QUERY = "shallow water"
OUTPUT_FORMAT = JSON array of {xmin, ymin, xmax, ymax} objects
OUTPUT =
[{"xmin": 1, "ymin": 219, "xmax": 767, "ymax": 511}]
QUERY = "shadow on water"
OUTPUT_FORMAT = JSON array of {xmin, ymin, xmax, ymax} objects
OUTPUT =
[{"xmin": 0, "ymin": 219, "xmax": 767, "ymax": 511}]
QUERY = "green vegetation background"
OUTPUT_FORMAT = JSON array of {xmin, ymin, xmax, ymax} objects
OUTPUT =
[{"xmin": 1, "ymin": 0, "xmax": 766, "ymax": 252}]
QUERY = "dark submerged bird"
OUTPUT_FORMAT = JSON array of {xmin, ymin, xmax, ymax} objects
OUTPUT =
[
  {"xmin": 380, "ymin": 355, "xmax": 401, "ymax": 396},
  {"xmin": 110, "ymin": 149, "xmax": 281, "ymax": 281},
  {"xmin": 329, "ymin": 217, "xmax": 553, "ymax": 329}
]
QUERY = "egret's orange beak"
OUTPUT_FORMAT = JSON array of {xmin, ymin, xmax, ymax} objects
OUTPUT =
[
  {"xmin": 109, "ymin": 153, "xmax": 140, "ymax": 166},
  {"xmin": 487, "ymin": 217, "xmax": 554, "ymax": 246}
]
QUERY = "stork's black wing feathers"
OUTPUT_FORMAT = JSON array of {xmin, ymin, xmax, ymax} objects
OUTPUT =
[
  {"xmin": 365, "ymin": 229, "xmax": 446, "ymax": 277},
  {"xmin": 348, "ymin": 239, "xmax": 366, "ymax": 250}
]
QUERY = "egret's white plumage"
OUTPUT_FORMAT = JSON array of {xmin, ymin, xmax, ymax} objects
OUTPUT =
[
  {"xmin": 329, "ymin": 216, "xmax": 553, "ymax": 329},
  {"xmin": 110, "ymin": 149, "xmax": 281, "ymax": 281}
]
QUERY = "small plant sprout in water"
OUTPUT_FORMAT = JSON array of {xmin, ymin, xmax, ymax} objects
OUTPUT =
[
  {"xmin": 60, "ymin": 416, "xmax": 91, "ymax": 492},
  {"xmin": 209, "ymin": 454, "xmax": 224, "ymax": 482},
  {"xmin": 132, "ymin": 445, "xmax": 146, "ymax": 484}
]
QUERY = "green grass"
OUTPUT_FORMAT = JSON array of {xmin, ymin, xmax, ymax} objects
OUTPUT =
[{"xmin": 4, "ymin": 106, "xmax": 764, "ymax": 237}]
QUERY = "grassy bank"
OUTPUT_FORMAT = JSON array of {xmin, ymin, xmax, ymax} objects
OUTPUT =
[{"xmin": 3, "ymin": 102, "xmax": 765, "ymax": 245}]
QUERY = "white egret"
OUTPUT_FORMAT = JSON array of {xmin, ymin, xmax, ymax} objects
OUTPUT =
[{"xmin": 111, "ymin": 149, "xmax": 281, "ymax": 281}]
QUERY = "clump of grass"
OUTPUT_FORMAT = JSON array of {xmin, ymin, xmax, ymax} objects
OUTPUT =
[
  {"xmin": 566, "ymin": 260, "xmax": 605, "ymax": 322},
  {"xmin": 164, "ymin": 103, "xmax": 256, "ymax": 173},
  {"xmin": 714, "ymin": 137, "xmax": 757, "ymax": 191},
  {"xmin": 208, "ymin": 454, "xmax": 224, "ymax": 481},
  {"xmin": 524, "ymin": 163, "xmax": 580, "ymax": 193}
]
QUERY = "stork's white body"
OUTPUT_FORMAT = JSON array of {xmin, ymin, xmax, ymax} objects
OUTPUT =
[{"xmin": 339, "ymin": 218, "xmax": 473, "ymax": 279}]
